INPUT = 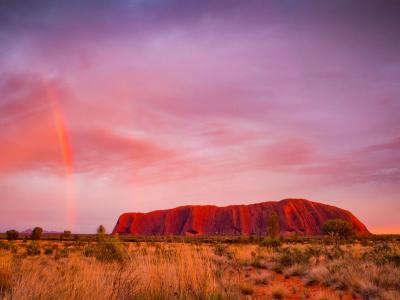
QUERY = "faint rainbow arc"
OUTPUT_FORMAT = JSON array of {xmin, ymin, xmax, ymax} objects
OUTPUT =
[{"xmin": 43, "ymin": 82, "xmax": 76, "ymax": 231}]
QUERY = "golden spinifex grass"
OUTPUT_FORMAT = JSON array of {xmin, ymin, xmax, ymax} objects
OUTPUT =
[
  {"xmin": 0, "ymin": 238, "xmax": 399, "ymax": 300},
  {"xmin": 0, "ymin": 242, "xmax": 241, "ymax": 300}
]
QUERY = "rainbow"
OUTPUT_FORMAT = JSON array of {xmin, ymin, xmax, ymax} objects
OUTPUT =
[{"xmin": 43, "ymin": 82, "xmax": 76, "ymax": 231}]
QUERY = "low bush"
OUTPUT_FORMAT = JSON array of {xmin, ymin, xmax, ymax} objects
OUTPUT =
[
  {"xmin": 83, "ymin": 244, "xmax": 96, "ymax": 257},
  {"xmin": 6, "ymin": 230, "xmax": 19, "ymax": 241},
  {"xmin": 96, "ymin": 239, "xmax": 127, "ymax": 262},
  {"xmin": 283, "ymin": 263, "xmax": 307, "ymax": 277},
  {"xmin": 44, "ymin": 247, "xmax": 54, "ymax": 255},
  {"xmin": 0, "ymin": 241, "xmax": 11, "ymax": 250},
  {"xmin": 250, "ymin": 251, "xmax": 266, "ymax": 268},
  {"xmin": 362, "ymin": 242, "xmax": 400, "ymax": 266},
  {"xmin": 259, "ymin": 238, "xmax": 282, "ymax": 249},
  {"xmin": 277, "ymin": 248, "xmax": 309, "ymax": 268},
  {"xmin": 26, "ymin": 243, "xmax": 41, "ymax": 256},
  {"xmin": 86, "ymin": 238, "xmax": 127, "ymax": 262},
  {"xmin": 213, "ymin": 244, "xmax": 234, "ymax": 259},
  {"xmin": 55, "ymin": 248, "xmax": 69, "ymax": 259}
]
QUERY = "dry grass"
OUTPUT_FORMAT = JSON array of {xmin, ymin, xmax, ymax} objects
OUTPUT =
[
  {"xmin": 1, "ymin": 242, "xmax": 242, "ymax": 300},
  {"xmin": 0, "ymin": 238, "xmax": 398, "ymax": 299}
]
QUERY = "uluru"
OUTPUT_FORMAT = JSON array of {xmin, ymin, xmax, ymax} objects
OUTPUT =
[{"xmin": 113, "ymin": 199, "xmax": 370, "ymax": 236}]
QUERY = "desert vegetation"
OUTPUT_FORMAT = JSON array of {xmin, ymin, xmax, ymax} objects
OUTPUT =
[{"xmin": 0, "ymin": 230, "xmax": 399, "ymax": 299}]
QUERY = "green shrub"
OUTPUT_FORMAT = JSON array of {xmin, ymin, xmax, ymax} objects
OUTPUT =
[
  {"xmin": 26, "ymin": 243, "xmax": 41, "ymax": 256},
  {"xmin": 259, "ymin": 238, "xmax": 282, "ymax": 249},
  {"xmin": 83, "ymin": 238, "xmax": 128, "ymax": 262},
  {"xmin": 97, "ymin": 225, "xmax": 106, "ymax": 242},
  {"xmin": 94, "ymin": 238, "xmax": 127, "ymax": 262},
  {"xmin": 275, "ymin": 248, "xmax": 309, "ymax": 272},
  {"xmin": 322, "ymin": 219, "xmax": 353, "ymax": 240},
  {"xmin": 304, "ymin": 245, "xmax": 323, "ymax": 258},
  {"xmin": 213, "ymin": 244, "xmax": 234, "ymax": 259},
  {"xmin": 359, "ymin": 238, "xmax": 371, "ymax": 247},
  {"xmin": 55, "ymin": 248, "xmax": 69, "ymax": 259},
  {"xmin": 6, "ymin": 230, "xmax": 19, "ymax": 241},
  {"xmin": 0, "ymin": 241, "xmax": 11, "ymax": 250},
  {"xmin": 249, "ymin": 251, "xmax": 266, "ymax": 268},
  {"xmin": 60, "ymin": 230, "xmax": 72, "ymax": 241},
  {"xmin": 44, "ymin": 247, "xmax": 54, "ymax": 255},
  {"xmin": 325, "ymin": 245, "xmax": 344, "ymax": 260},
  {"xmin": 363, "ymin": 243, "xmax": 400, "ymax": 266},
  {"xmin": 83, "ymin": 244, "xmax": 96, "ymax": 257}
]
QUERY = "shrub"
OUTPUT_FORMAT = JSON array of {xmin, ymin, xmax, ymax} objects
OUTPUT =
[
  {"xmin": 94, "ymin": 238, "xmax": 127, "ymax": 262},
  {"xmin": 250, "ymin": 251, "xmax": 266, "ymax": 268},
  {"xmin": 259, "ymin": 238, "xmax": 282, "ymax": 249},
  {"xmin": 0, "ymin": 241, "xmax": 11, "ymax": 250},
  {"xmin": 30, "ymin": 227, "xmax": 43, "ymax": 240},
  {"xmin": 322, "ymin": 220, "xmax": 353, "ymax": 240},
  {"xmin": 359, "ymin": 238, "xmax": 371, "ymax": 247},
  {"xmin": 213, "ymin": 244, "xmax": 234, "ymax": 259},
  {"xmin": 60, "ymin": 230, "xmax": 72, "ymax": 241},
  {"xmin": 83, "ymin": 244, "xmax": 96, "ymax": 257},
  {"xmin": 97, "ymin": 225, "xmax": 106, "ymax": 241},
  {"xmin": 283, "ymin": 263, "xmax": 307, "ymax": 277},
  {"xmin": 363, "ymin": 242, "xmax": 400, "ymax": 266},
  {"xmin": 6, "ymin": 230, "xmax": 19, "ymax": 241},
  {"xmin": 277, "ymin": 248, "xmax": 308, "ymax": 268},
  {"xmin": 26, "ymin": 243, "xmax": 41, "ymax": 256},
  {"xmin": 44, "ymin": 247, "xmax": 54, "ymax": 255},
  {"xmin": 304, "ymin": 245, "xmax": 323, "ymax": 258},
  {"xmin": 97, "ymin": 225, "xmax": 106, "ymax": 234},
  {"xmin": 55, "ymin": 248, "xmax": 69, "ymax": 259},
  {"xmin": 272, "ymin": 246, "xmax": 318, "ymax": 274}
]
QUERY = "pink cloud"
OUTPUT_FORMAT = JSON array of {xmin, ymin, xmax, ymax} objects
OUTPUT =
[
  {"xmin": 1, "ymin": 1, "xmax": 400, "ymax": 233},
  {"xmin": 256, "ymin": 139, "xmax": 314, "ymax": 169}
]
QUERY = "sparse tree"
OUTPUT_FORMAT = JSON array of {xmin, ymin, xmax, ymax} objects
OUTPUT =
[
  {"xmin": 6, "ymin": 230, "xmax": 19, "ymax": 240},
  {"xmin": 60, "ymin": 230, "xmax": 72, "ymax": 241},
  {"xmin": 97, "ymin": 225, "xmax": 106, "ymax": 241},
  {"xmin": 31, "ymin": 227, "xmax": 43, "ymax": 240},
  {"xmin": 322, "ymin": 219, "xmax": 353, "ymax": 240},
  {"xmin": 267, "ymin": 212, "xmax": 280, "ymax": 239},
  {"xmin": 97, "ymin": 225, "xmax": 106, "ymax": 235}
]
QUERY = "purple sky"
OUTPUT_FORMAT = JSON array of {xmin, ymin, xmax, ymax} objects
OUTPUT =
[{"xmin": 0, "ymin": 0, "xmax": 399, "ymax": 233}]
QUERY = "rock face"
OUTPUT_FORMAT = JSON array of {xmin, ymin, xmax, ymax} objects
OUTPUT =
[{"xmin": 113, "ymin": 199, "xmax": 370, "ymax": 236}]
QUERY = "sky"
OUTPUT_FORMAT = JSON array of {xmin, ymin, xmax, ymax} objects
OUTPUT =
[{"xmin": 0, "ymin": 0, "xmax": 399, "ymax": 234}]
